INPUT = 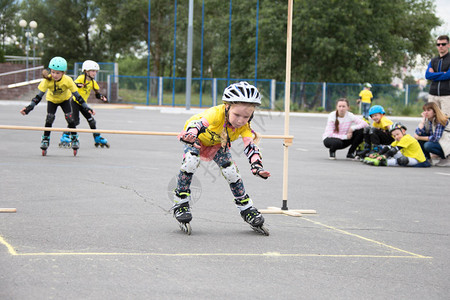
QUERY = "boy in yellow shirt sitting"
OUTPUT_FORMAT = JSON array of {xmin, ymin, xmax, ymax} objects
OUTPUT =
[
  {"xmin": 364, "ymin": 122, "xmax": 430, "ymax": 167},
  {"xmin": 356, "ymin": 105, "xmax": 393, "ymax": 158}
]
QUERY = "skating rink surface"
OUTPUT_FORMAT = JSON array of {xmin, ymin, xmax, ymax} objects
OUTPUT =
[{"xmin": 1, "ymin": 101, "xmax": 449, "ymax": 299}]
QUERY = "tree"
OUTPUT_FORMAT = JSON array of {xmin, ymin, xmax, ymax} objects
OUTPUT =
[{"xmin": 0, "ymin": 0, "xmax": 20, "ymax": 51}]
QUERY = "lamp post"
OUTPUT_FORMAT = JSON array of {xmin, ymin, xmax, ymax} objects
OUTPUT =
[
  {"xmin": 32, "ymin": 32, "xmax": 44, "ymax": 79},
  {"xmin": 19, "ymin": 19, "xmax": 37, "ymax": 82}
]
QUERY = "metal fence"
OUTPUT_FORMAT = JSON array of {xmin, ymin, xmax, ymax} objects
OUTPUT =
[{"xmin": 107, "ymin": 75, "xmax": 429, "ymax": 116}]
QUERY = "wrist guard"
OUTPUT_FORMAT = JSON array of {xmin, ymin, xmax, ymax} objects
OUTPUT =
[
  {"xmin": 186, "ymin": 119, "xmax": 206, "ymax": 135},
  {"xmin": 250, "ymin": 159, "xmax": 268, "ymax": 179},
  {"xmin": 81, "ymin": 102, "xmax": 92, "ymax": 113},
  {"xmin": 244, "ymin": 143, "xmax": 261, "ymax": 163}
]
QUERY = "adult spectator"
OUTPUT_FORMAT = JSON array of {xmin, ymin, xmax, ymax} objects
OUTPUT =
[
  {"xmin": 414, "ymin": 102, "xmax": 450, "ymax": 167},
  {"xmin": 425, "ymin": 35, "xmax": 450, "ymax": 116},
  {"xmin": 323, "ymin": 98, "xmax": 368, "ymax": 160}
]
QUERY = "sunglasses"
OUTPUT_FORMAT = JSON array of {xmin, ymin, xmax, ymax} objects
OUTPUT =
[{"xmin": 436, "ymin": 43, "xmax": 448, "ymax": 47}]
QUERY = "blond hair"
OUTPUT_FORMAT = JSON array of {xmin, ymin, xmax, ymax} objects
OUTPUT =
[{"xmin": 423, "ymin": 102, "xmax": 449, "ymax": 127}]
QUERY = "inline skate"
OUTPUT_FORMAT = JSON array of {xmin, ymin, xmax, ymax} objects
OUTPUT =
[
  {"xmin": 71, "ymin": 134, "xmax": 80, "ymax": 156},
  {"xmin": 59, "ymin": 132, "xmax": 72, "ymax": 148},
  {"xmin": 40, "ymin": 135, "xmax": 50, "ymax": 156},
  {"xmin": 94, "ymin": 134, "xmax": 110, "ymax": 148},
  {"xmin": 172, "ymin": 201, "xmax": 192, "ymax": 235},
  {"xmin": 240, "ymin": 206, "xmax": 269, "ymax": 236}
]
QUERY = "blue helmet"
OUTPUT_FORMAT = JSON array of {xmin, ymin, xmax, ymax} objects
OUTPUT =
[
  {"xmin": 48, "ymin": 56, "xmax": 67, "ymax": 71},
  {"xmin": 369, "ymin": 105, "xmax": 385, "ymax": 116}
]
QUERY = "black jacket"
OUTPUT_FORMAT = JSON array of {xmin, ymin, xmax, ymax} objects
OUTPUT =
[{"xmin": 428, "ymin": 52, "xmax": 450, "ymax": 96}]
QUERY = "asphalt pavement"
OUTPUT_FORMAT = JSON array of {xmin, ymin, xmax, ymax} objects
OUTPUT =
[{"xmin": 0, "ymin": 101, "xmax": 449, "ymax": 299}]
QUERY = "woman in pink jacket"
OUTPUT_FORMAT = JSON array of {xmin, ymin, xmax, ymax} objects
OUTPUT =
[{"xmin": 323, "ymin": 98, "xmax": 368, "ymax": 159}]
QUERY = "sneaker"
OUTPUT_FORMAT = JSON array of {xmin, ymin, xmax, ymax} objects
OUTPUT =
[
  {"xmin": 346, "ymin": 152, "xmax": 356, "ymax": 159},
  {"xmin": 329, "ymin": 151, "xmax": 336, "ymax": 160},
  {"xmin": 436, "ymin": 158, "xmax": 450, "ymax": 167}
]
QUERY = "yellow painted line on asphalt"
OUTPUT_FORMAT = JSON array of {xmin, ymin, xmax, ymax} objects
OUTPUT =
[
  {"xmin": 12, "ymin": 252, "xmax": 429, "ymax": 258},
  {"xmin": 0, "ymin": 218, "xmax": 432, "ymax": 259},
  {"xmin": 301, "ymin": 217, "xmax": 431, "ymax": 259},
  {"xmin": 0, "ymin": 235, "xmax": 17, "ymax": 256}
]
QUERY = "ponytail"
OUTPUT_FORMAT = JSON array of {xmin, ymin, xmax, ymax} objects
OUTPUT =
[{"xmin": 42, "ymin": 69, "xmax": 52, "ymax": 81}]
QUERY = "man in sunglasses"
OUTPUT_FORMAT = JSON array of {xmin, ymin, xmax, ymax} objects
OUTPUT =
[{"xmin": 426, "ymin": 35, "xmax": 450, "ymax": 116}]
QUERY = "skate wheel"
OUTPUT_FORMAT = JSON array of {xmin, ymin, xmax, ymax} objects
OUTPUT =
[
  {"xmin": 95, "ymin": 143, "xmax": 99, "ymax": 148},
  {"xmin": 179, "ymin": 222, "xmax": 192, "ymax": 235},
  {"xmin": 251, "ymin": 225, "xmax": 269, "ymax": 236},
  {"xmin": 100, "ymin": 144, "xmax": 105, "ymax": 148},
  {"xmin": 73, "ymin": 149, "xmax": 77, "ymax": 156},
  {"xmin": 105, "ymin": 143, "xmax": 110, "ymax": 148},
  {"xmin": 42, "ymin": 149, "xmax": 47, "ymax": 156}
]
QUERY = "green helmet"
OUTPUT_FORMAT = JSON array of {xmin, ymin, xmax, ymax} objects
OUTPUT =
[{"xmin": 48, "ymin": 56, "xmax": 67, "ymax": 71}]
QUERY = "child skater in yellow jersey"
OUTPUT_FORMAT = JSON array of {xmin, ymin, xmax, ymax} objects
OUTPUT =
[
  {"xmin": 172, "ymin": 81, "xmax": 271, "ymax": 235},
  {"xmin": 357, "ymin": 82, "xmax": 374, "ymax": 121},
  {"xmin": 364, "ymin": 122, "xmax": 430, "ymax": 167},
  {"xmin": 60, "ymin": 60, "xmax": 109, "ymax": 148},
  {"xmin": 20, "ymin": 56, "xmax": 94, "ymax": 156},
  {"xmin": 357, "ymin": 105, "xmax": 394, "ymax": 158}
]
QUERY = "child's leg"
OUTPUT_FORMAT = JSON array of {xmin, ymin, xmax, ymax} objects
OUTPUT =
[
  {"xmin": 43, "ymin": 102, "xmax": 58, "ymax": 137},
  {"xmin": 70, "ymin": 98, "xmax": 82, "ymax": 127},
  {"xmin": 175, "ymin": 144, "xmax": 201, "ymax": 203},
  {"xmin": 60, "ymin": 100, "xmax": 76, "ymax": 132}
]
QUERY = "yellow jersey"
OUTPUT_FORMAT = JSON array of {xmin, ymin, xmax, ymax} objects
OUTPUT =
[
  {"xmin": 373, "ymin": 116, "xmax": 393, "ymax": 130},
  {"xmin": 38, "ymin": 74, "xmax": 78, "ymax": 104},
  {"xmin": 74, "ymin": 74, "xmax": 100, "ymax": 103},
  {"xmin": 359, "ymin": 89, "xmax": 373, "ymax": 104},
  {"xmin": 184, "ymin": 104, "xmax": 253, "ymax": 147},
  {"xmin": 391, "ymin": 134, "xmax": 426, "ymax": 163}
]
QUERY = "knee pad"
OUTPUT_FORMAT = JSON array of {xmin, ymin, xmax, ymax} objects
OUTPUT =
[
  {"xmin": 45, "ymin": 113, "xmax": 55, "ymax": 124},
  {"xmin": 87, "ymin": 117, "xmax": 96, "ymax": 129},
  {"xmin": 221, "ymin": 161, "xmax": 241, "ymax": 184},
  {"xmin": 180, "ymin": 152, "xmax": 200, "ymax": 174},
  {"xmin": 65, "ymin": 113, "xmax": 75, "ymax": 127},
  {"xmin": 397, "ymin": 156, "xmax": 409, "ymax": 166}
]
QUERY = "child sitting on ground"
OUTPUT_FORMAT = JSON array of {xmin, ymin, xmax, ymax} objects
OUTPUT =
[
  {"xmin": 357, "ymin": 105, "xmax": 394, "ymax": 158},
  {"xmin": 363, "ymin": 122, "xmax": 430, "ymax": 167}
]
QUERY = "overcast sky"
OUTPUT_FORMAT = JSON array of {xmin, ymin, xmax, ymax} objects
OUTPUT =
[{"xmin": 435, "ymin": 0, "xmax": 450, "ymax": 34}]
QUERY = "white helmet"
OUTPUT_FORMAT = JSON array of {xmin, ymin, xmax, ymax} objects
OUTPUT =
[
  {"xmin": 82, "ymin": 60, "xmax": 100, "ymax": 72},
  {"xmin": 364, "ymin": 82, "xmax": 372, "ymax": 88},
  {"xmin": 222, "ymin": 81, "xmax": 261, "ymax": 105}
]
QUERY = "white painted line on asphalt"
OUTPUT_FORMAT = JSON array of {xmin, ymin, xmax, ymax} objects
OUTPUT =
[{"xmin": 435, "ymin": 172, "xmax": 450, "ymax": 176}]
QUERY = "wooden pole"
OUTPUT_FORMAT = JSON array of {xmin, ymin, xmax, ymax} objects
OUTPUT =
[
  {"xmin": 0, "ymin": 125, "xmax": 293, "ymax": 143},
  {"xmin": 282, "ymin": 0, "xmax": 293, "ymax": 210},
  {"xmin": 0, "ymin": 208, "xmax": 17, "ymax": 213},
  {"xmin": 259, "ymin": 0, "xmax": 317, "ymax": 217}
]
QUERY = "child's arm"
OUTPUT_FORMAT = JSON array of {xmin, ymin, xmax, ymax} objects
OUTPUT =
[
  {"xmin": 20, "ymin": 91, "xmax": 45, "ymax": 115},
  {"xmin": 243, "ymin": 137, "xmax": 270, "ymax": 179},
  {"xmin": 73, "ymin": 91, "xmax": 95, "ymax": 115},
  {"xmin": 179, "ymin": 118, "xmax": 209, "ymax": 148}
]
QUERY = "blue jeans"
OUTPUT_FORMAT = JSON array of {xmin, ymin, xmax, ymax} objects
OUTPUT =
[
  {"xmin": 362, "ymin": 102, "xmax": 371, "ymax": 119},
  {"xmin": 419, "ymin": 140, "xmax": 445, "ymax": 159}
]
